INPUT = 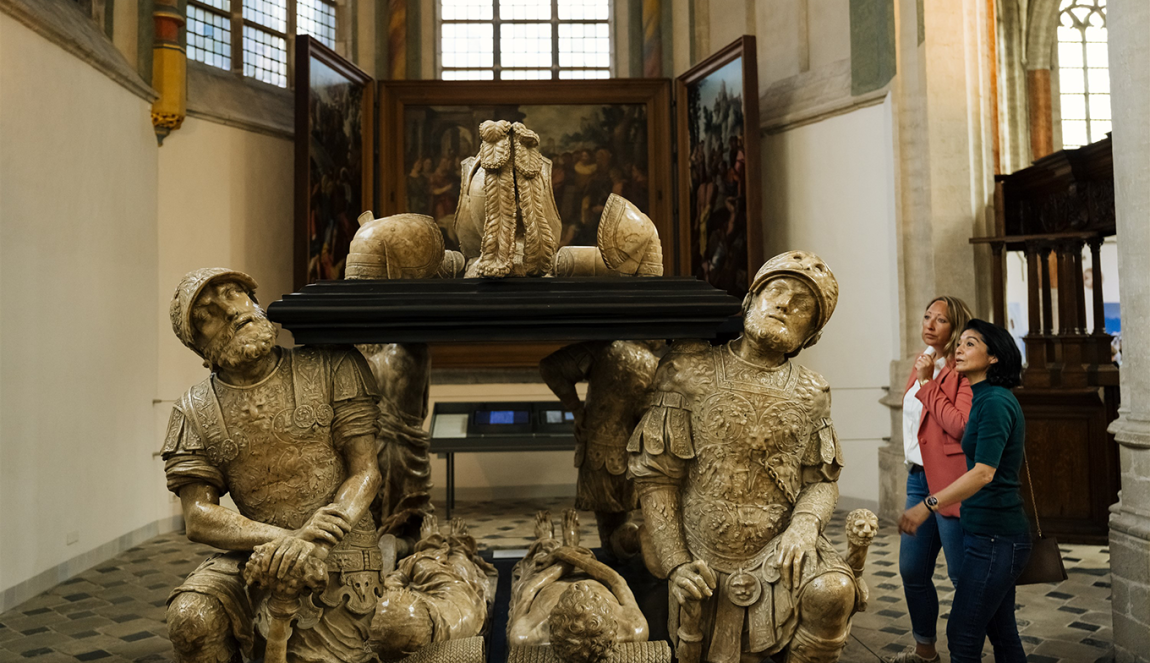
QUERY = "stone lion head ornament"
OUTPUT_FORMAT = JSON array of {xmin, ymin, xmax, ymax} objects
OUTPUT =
[
  {"xmin": 746, "ymin": 250, "xmax": 839, "ymax": 350},
  {"xmin": 845, "ymin": 509, "xmax": 878, "ymax": 547}
]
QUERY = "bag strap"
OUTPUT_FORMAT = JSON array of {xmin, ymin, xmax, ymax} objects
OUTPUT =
[{"xmin": 1022, "ymin": 450, "xmax": 1043, "ymax": 538}]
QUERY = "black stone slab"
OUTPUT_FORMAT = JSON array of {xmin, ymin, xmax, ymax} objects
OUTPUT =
[{"xmin": 268, "ymin": 277, "xmax": 744, "ymax": 344}]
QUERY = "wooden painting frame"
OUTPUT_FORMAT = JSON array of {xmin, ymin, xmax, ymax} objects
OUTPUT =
[
  {"xmin": 377, "ymin": 79, "xmax": 673, "ymax": 368},
  {"xmin": 294, "ymin": 35, "xmax": 375, "ymax": 289},
  {"xmin": 675, "ymin": 35, "xmax": 761, "ymax": 298}
]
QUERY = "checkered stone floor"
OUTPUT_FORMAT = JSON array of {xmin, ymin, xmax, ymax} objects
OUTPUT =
[{"xmin": 0, "ymin": 499, "xmax": 1114, "ymax": 662}]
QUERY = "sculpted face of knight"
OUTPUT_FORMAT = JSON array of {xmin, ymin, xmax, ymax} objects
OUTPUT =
[
  {"xmin": 743, "ymin": 276, "xmax": 818, "ymax": 355},
  {"xmin": 191, "ymin": 280, "xmax": 278, "ymax": 370}
]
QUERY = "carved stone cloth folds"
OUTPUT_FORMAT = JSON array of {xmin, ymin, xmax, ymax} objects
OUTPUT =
[
  {"xmin": 376, "ymin": 406, "xmax": 434, "ymax": 536},
  {"xmin": 575, "ymin": 442, "xmax": 638, "ymax": 512},
  {"xmin": 168, "ymin": 553, "xmax": 262, "ymax": 659},
  {"xmin": 394, "ymin": 534, "xmax": 498, "ymax": 643}
]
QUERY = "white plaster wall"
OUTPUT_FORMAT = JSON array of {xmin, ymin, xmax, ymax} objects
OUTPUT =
[
  {"xmin": 762, "ymin": 99, "xmax": 901, "ymax": 506},
  {"xmin": 154, "ymin": 117, "xmax": 294, "ymax": 400},
  {"xmin": 0, "ymin": 14, "xmax": 161, "ymax": 597},
  {"xmin": 153, "ymin": 117, "xmax": 294, "ymax": 513}
]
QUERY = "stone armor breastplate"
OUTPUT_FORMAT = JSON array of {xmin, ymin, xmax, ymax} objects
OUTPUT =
[
  {"xmin": 681, "ymin": 348, "xmax": 815, "ymax": 572},
  {"xmin": 181, "ymin": 351, "xmax": 345, "ymax": 531}
]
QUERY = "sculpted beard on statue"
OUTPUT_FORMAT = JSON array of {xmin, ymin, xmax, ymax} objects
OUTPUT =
[{"xmin": 199, "ymin": 310, "xmax": 278, "ymax": 370}]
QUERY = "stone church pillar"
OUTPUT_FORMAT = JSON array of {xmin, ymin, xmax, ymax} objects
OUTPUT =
[{"xmin": 1106, "ymin": 3, "xmax": 1150, "ymax": 662}]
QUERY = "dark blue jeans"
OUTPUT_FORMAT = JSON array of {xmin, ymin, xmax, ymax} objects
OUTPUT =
[
  {"xmin": 899, "ymin": 468, "xmax": 966, "ymax": 644},
  {"xmin": 947, "ymin": 530, "xmax": 1032, "ymax": 663}
]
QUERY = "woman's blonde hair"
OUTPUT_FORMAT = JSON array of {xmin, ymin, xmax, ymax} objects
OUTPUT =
[{"xmin": 928, "ymin": 296, "xmax": 973, "ymax": 359}]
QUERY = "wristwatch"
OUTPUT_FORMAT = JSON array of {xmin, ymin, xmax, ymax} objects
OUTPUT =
[{"xmin": 923, "ymin": 495, "xmax": 939, "ymax": 512}]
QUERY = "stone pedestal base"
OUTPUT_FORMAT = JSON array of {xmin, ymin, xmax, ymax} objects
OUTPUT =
[
  {"xmin": 878, "ymin": 445, "xmax": 908, "ymax": 524},
  {"xmin": 401, "ymin": 636, "xmax": 486, "ymax": 663},
  {"xmin": 1109, "ymin": 509, "xmax": 1150, "ymax": 663},
  {"xmin": 508, "ymin": 641, "xmax": 672, "ymax": 663},
  {"xmin": 879, "ymin": 358, "xmax": 915, "ymax": 524}
]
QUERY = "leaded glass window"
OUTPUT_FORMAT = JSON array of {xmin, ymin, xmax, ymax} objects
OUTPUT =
[
  {"xmin": 1058, "ymin": 0, "xmax": 1109, "ymax": 148},
  {"xmin": 440, "ymin": 0, "xmax": 612, "ymax": 80},
  {"xmin": 186, "ymin": 0, "xmax": 338, "ymax": 88}
]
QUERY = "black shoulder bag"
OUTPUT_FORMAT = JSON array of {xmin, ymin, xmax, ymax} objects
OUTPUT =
[{"xmin": 1014, "ymin": 452, "xmax": 1069, "ymax": 585}]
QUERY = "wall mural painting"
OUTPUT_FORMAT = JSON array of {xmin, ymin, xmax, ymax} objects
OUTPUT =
[
  {"xmin": 294, "ymin": 36, "xmax": 374, "ymax": 287},
  {"xmin": 677, "ymin": 36, "xmax": 761, "ymax": 299},
  {"xmin": 401, "ymin": 104, "xmax": 650, "ymax": 253}
]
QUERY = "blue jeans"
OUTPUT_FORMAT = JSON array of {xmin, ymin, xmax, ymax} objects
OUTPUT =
[
  {"xmin": 947, "ymin": 530, "xmax": 1032, "ymax": 663},
  {"xmin": 899, "ymin": 469, "xmax": 965, "ymax": 644}
]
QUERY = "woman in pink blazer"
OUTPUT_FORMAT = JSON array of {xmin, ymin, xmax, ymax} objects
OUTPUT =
[{"xmin": 887, "ymin": 296, "xmax": 974, "ymax": 663}]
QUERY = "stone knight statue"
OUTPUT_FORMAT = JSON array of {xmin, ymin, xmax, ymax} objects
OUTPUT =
[
  {"xmin": 161, "ymin": 268, "xmax": 389, "ymax": 662},
  {"xmin": 539, "ymin": 340, "xmax": 665, "ymax": 560},
  {"xmin": 628, "ymin": 251, "xmax": 872, "ymax": 663}
]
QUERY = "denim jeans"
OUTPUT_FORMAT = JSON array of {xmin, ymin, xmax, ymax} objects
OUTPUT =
[
  {"xmin": 899, "ymin": 468, "xmax": 966, "ymax": 644},
  {"xmin": 947, "ymin": 530, "xmax": 1032, "ymax": 663}
]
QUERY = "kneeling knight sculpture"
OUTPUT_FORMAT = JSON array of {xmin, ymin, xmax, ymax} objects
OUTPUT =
[
  {"xmin": 628, "ymin": 251, "xmax": 873, "ymax": 663},
  {"xmin": 162, "ymin": 267, "xmax": 402, "ymax": 662}
]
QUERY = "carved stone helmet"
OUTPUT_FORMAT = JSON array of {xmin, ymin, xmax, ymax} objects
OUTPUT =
[
  {"xmin": 345, "ymin": 212, "xmax": 445, "ymax": 280},
  {"xmin": 169, "ymin": 267, "xmax": 259, "ymax": 356},
  {"xmin": 597, "ymin": 194, "xmax": 663, "ymax": 276},
  {"xmin": 749, "ymin": 250, "xmax": 839, "ymax": 334}
]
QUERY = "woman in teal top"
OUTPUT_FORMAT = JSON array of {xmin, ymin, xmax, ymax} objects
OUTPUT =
[{"xmin": 898, "ymin": 319, "xmax": 1030, "ymax": 663}]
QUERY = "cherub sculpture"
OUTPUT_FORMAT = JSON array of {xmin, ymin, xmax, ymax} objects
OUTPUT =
[
  {"xmin": 368, "ymin": 515, "xmax": 498, "ymax": 660},
  {"xmin": 508, "ymin": 510, "xmax": 649, "ymax": 663},
  {"xmin": 161, "ymin": 268, "xmax": 397, "ymax": 663},
  {"xmin": 539, "ymin": 341, "xmax": 665, "ymax": 560},
  {"xmin": 628, "ymin": 252, "xmax": 877, "ymax": 663}
]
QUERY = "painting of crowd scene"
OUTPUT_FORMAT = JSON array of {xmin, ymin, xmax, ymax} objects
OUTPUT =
[
  {"xmin": 401, "ymin": 104, "xmax": 650, "ymax": 253},
  {"xmin": 684, "ymin": 57, "xmax": 750, "ymax": 297},
  {"xmin": 305, "ymin": 56, "xmax": 368, "ymax": 283}
]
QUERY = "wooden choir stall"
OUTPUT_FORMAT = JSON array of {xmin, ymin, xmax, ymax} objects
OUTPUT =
[{"xmin": 977, "ymin": 136, "xmax": 1119, "ymax": 544}]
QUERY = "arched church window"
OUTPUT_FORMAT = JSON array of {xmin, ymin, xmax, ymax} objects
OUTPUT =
[
  {"xmin": 439, "ymin": 0, "xmax": 612, "ymax": 80},
  {"xmin": 187, "ymin": 0, "xmax": 338, "ymax": 88},
  {"xmin": 1057, "ymin": 0, "xmax": 1109, "ymax": 148}
]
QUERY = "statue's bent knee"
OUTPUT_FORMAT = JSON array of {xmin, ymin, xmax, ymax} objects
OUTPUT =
[
  {"xmin": 798, "ymin": 571, "xmax": 856, "ymax": 634},
  {"xmin": 167, "ymin": 592, "xmax": 235, "ymax": 662}
]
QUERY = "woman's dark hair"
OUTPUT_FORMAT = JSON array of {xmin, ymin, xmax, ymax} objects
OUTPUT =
[{"xmin": 963, "ymin": 319, "xmax": 1022, "ymax": 388}]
